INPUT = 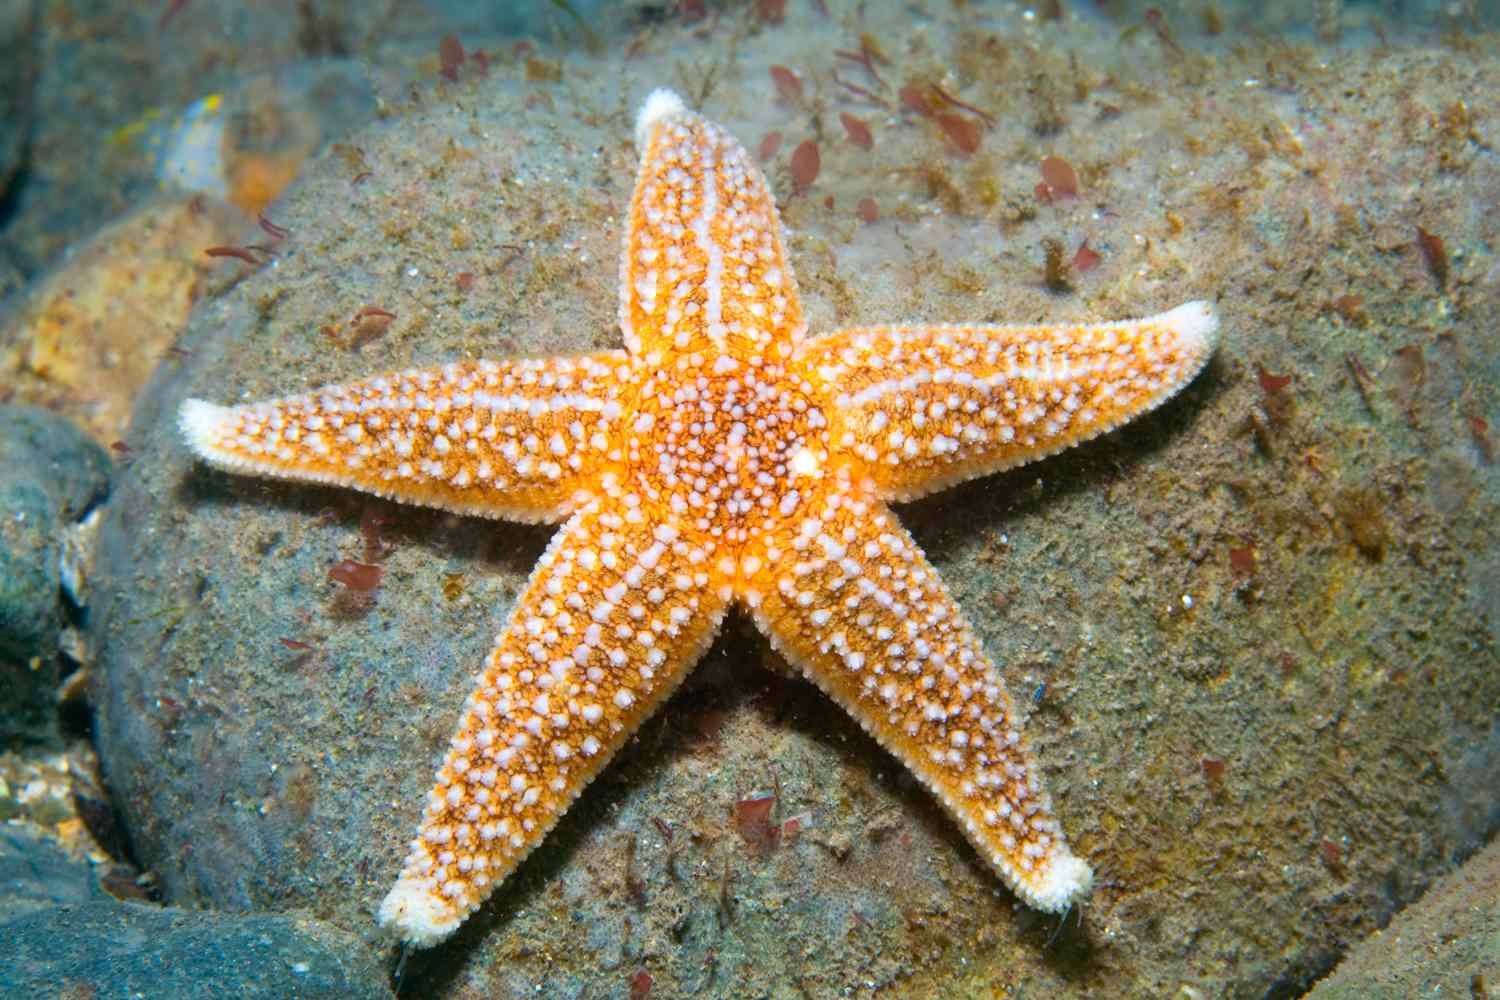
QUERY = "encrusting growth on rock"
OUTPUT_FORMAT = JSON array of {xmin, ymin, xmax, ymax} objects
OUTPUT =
[{"xmin": 180, "ymin": 88, "xmax": 1219, "ymax": 947}]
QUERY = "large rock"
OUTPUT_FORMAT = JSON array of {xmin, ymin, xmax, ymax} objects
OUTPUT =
[
  {"xmin": 0, "ymin": 827, "xmax": 393, "ymax": 999},
  {"xmin": 0, "ymin": 0, "xmax": 653, "ymax": 283},
  {"xmin": 0, "ymin": 826, "xmax": 96, "ymax": 917},
  {"xmin": 1303, "ymin": 836, "xmax": 1500, "ymax": 998},
  {"xmin": 90, "ymin": 6, "xmax": 1500, "ymax": 998},
  {"xmin": 0, "ymin": 197, "xmax": 244, "ymax": 445},
  {"xmin": 0, "ymin": 406, "xmax": 109, "ymax": 744}
]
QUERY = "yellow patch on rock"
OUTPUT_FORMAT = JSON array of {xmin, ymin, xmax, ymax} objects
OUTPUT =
[{"xmin": 0, "ymin": 196, "xmax": 243, "ymax": 443}]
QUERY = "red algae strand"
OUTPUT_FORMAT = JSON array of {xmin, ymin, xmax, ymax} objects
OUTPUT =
[
  {"xmin": 899, "ymin": 84, "xmax": 935, "ymax": 117},
  {"xmin": 735, "ymin": 791, "xmax": 778, "ymax": 850},
  {"xmin": 1415, "ymin": 225, "xmax": 1448, "ymax": 290},
  {"xmin": 898, "ymin": 81, "xmax": 989, "ymax": 154},
  {"xmin": 1038, "ymin": 156, "xmax": 1079, "ymax": 200},
  {"xmin": 840, "ymin": 112, "xmax": 873, "ymax": 150},
  {"xmin": 439, "ymin": 34, "xmax": 465, "ymax": 82},
  {"xmin": 833, "ymin": 75, "xmax": 888, "ymax": 107},
  {"xmin": 755, "ymin": 0, "xmax": 786, "ymax": 25},
  {"xmin": 328, "ymin": 560, "xmax": 382, "ymax": 593},
  {"xmin": 929, "ymin": 84, "xmax": 995, "ymax": 127},
  {"xmin": 349, "ymin": 307, "xmax": 396, "ymax": 348},
  {"xmin": 778, "ymin": 812, "xmax": 810, "ymax": 844},
  {"xmin": 1201, "ymin": 755, "xmax": 1227, "ymax": 794},
  {"xmin": 1228, "ymin": 545, "xmax": 1257, "ymax": 577},
  {"xmin": 204, "ymin": 246, "xmax": 264, "ymax": 265},
  {"xmin": 1320, "ymin": 838, "xmax": 1348, "ymax": 879},
  {"xmin": 1469, "ymin": 416, "xmax": 1496, "ymax": 464},
  {"xmin": 936, "ymin": 113, "xmax": 981, "ymax": 154},
  {"xmin": 1072, "ymin": 239, "xmax": 1101, "ymax": 272},
  {"xmin": 257, "ymin": 213, "xmax": 290, "ymax": 240},
  {"xmin": 790, "ymin": 139, "xmax": 820, "ymax": 193},
  {"xmin": 770, "ymin": 65, "xmax": 804, "ymax": 107},
  {"xmin": 1256, "ymin": 364, "xmax": 1293, "ymax": 395}
]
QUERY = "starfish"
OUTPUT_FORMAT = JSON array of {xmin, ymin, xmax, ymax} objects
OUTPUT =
[{"xmin": 180, "ymin": 89, "xmax": 1218, "ymax": 947}]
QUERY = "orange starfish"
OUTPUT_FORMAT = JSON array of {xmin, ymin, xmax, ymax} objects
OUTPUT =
[{"xmin": 181, "ymin": 89, "xmax": 1219, "ymax": 946}]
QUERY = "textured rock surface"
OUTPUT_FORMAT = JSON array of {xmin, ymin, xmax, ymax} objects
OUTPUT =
[
  {"xmin": 0, "ymin": 406, "xmax": 109, "ymax": 744},
  {"xmin": 89, "ymin": 6, "xmax": 1499, "ymax": 999},
  {"xmin": 4, "ymin": 905, "xmax": 396, "ymax": 1000},
  {"xmin": 0, "ymin": 197, "xmax": 244, "ymax": 444},
  {"xmin": 0, "ymin": 827, "xmax": 393, "ymax": 1000},
  {"xmin": 0, "ymin": 0, "xmax": 677, "ymax": 288},
  {"xmin": 1304, "ymin": 836, "xmax": 1500, "ymax": 999},
  {"xmin": 0, "ymin": 0, "xmax": 405, "ymax": 280},
  {"xmin": 0, "ymin": 826, "xmax": 97, "ymax": 916}
]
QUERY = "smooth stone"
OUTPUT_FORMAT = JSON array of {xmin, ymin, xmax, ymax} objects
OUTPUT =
[
  {"xmin": 0, "ymin": 825, "xmax": 393, "ymax": 999},
  {"xmin": 0, "ymin": 826, "xmax": 98, "ymax": 916},
  {"xmin": 1303, "ymin": 836, "xmax": 1500, "ymax": 999},
  {"xmin": 86, "ymin": 14, "xmax": 1500, "ymax": 999},
  {"xmin": 0, "ymin": 405, "xmax": 109, "ymax": 744},
  {"xmin": 0, "ymin": 196, "xmax": 243, "ymax": 445}
]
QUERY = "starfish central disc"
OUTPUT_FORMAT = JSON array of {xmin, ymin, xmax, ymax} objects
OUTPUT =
[{"xmin": 620, "ymin": 362, "xmax": 824, "ymax": 542}]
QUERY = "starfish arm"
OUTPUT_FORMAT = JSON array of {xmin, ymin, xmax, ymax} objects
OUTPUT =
[
  {"xmin": 802, "ymin": 301, "xmax": 1219, "ymax": 502},
  {"xmin": 378, "ymin": 499, "xmax": 729, "ymax": 946},
  {"xmin": 179, "ymin": 351, "xmax": 636, "ymax": 523},
  {"xmin": 742, "ymin": 474, "xmax": 1093, "ymax": 913},
  {"xmin": 620, "ymin": 89, "xmax": 806, "ymax": 358}
]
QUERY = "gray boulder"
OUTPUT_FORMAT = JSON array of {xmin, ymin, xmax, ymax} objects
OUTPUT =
[
  {"xmin": 1304, "ymin": 836, "xmax": 1500, "ymax": 999},
  {"xmin": 86, "ymin": 17, "xmax": 1500, "ymax": 1000},
  {"xmin": 0, "ymin": 826, "xmax": 394, "ymax": 1000},
  {"xmin": 0, "ymin": 405, "xmax": 109, "ymax": 744}
]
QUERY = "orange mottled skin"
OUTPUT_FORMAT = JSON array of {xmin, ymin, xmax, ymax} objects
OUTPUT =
[{"xmin": 182, "ymin": 89, "xmax": 1218, "ymax": 946}]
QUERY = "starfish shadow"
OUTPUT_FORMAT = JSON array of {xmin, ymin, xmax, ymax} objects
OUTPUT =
[
  {"xmin": 175, "ymin": 363, "xmax": 1218, "ymax": 991},
  {"xmin": 741, "ymin": 629, "xmax": 1105, "ymax": 981},
  {"xmin": 386, "ymin": 379, "xmax": 1226, "ymax": 991},
  {"xmin": 396, "ymin": 610, "xmax": 1105, "ymax": 994},
  {"xmin": 175, "ymin": 465, "xmax": 551, "ymax": 578},
  {"xmin": 387, "ymin": 619, "xmax": 770, "ymax": 949}
]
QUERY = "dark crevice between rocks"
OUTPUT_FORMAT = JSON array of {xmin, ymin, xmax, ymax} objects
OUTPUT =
[
  {"xmin": 55, "ymin": 680, "xmax": 91, "ymax": 742},
  {"xmin": 69, "ymin": 737, "xmax": 159, "ymax": 905},
  {"xmin": 0, "ymin": 127, "xmax": 35, "ymax": 305},
  {"xmin": 1260, "ymin": 945, "xmax": 1343, "ymax": 1000},
  {"xmin": 55, "ymin": 575, "xmax": 91, "ymax": 741},
  {"xmin": 0, "ymin": 156, "xmax": 31, "ymax": 237}
]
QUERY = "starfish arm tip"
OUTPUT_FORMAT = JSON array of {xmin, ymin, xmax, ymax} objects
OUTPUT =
[
  {"xmin": 635, "ymin": 88, "xmax": 687, "ymax": 146},
  {"xmin": 1021, "ymin": 850, "xmax": 1094, "ymax": 914},
  {"xmin": 377, "ymin": 878, "xmax": 462, "ymax": 949},
  {"xmin": 1160, "ymin": 299, "xmax": 1221, "ymax": 358},
  {"xmin": 178, "ymin": 397, "xmax": 233, "ymax": 461}
]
